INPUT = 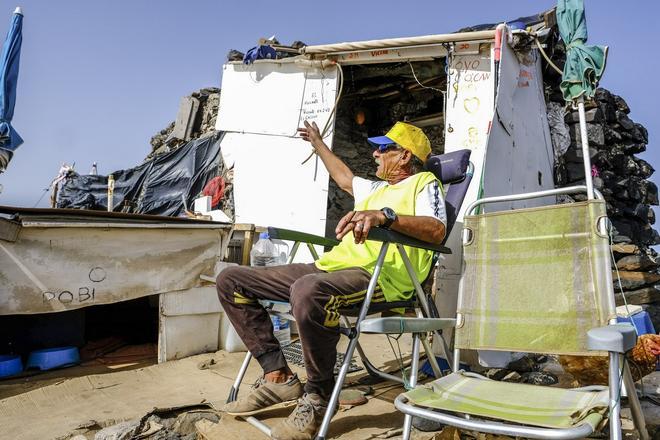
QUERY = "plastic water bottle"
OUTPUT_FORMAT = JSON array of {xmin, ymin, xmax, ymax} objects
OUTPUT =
[
  {"xmin": 250, "ymin": 232, "xmax": 291, "ymax": 345},
  {"xmin": 250, "ymin": 232, "xmax": 279, "ymax": 266},
  {"xmin": 271, "ymin": 315, "xmax": 291, "ymax": 346},
  {"xmin": 250, "ymin": 232, "xmax": 289, "ymax": 266}
]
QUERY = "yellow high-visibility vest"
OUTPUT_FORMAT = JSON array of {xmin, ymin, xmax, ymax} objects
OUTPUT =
[{"xmin": 315, "ymin": 172, "xmax": 442, "ymax": 302}]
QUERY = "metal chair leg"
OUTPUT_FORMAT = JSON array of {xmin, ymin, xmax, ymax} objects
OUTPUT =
[
  {"xmin": 315, "ymin": 334, "xmax": 362, "ymax": 440},
  {"xmin": 608, "ymin": 352, "xmax": 622, "ymax": 440},
  {"xmin": 402, "ymin": 333, "xmax": 421, "ymax": 440},
  {"xmin": 228, "ymin": 351, "xmax": 253, "ymax": 403},
  {"xmin": 623, "ymin": 362, "xmax": 649, "ymax": 440}
]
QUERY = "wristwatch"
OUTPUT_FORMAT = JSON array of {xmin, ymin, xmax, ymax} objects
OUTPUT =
[{"xmin": 380, "ymin": 207, "xmax": 397, "ymax": 229}]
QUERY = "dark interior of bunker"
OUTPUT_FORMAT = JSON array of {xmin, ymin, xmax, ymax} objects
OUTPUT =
[
  {"xmin": 326, "ymin": 58, "xmax": 449, "ymax": 235},
  {"xmin": 0, "ymin": 296, "xmax": 159, "ymax": 363}
]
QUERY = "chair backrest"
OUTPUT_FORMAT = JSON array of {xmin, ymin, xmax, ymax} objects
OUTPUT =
[
  {"xmin": 455, "ymin": 199, "xmax": 616, "ymax": 356},
  {"xmin": 424, "ymin": 149, "xmax": 473, "ymax": 244}
]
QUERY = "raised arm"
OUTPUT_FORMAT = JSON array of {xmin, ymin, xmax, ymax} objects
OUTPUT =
[{"xmin": 298, "ymin": 120, "xmax": 354, "ymax": 195}]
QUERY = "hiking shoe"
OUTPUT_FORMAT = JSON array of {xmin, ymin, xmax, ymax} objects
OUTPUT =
[
  {"xmin": 223, "ymin": 374, "xmax": 303, "ymax": 416},
  {"xmin": 271, "ymin": 393, "xmax": 330, "ymax": 440}
]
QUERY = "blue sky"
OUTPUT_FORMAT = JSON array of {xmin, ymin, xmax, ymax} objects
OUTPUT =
[{"xmin": 0, "ymin": 0, "xmax": 658, "ymax": 211}]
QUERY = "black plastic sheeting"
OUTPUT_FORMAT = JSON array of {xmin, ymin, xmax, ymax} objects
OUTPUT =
[{"xmin": 57, "ymin": 132, "xmax": 224, "ymax": 217}]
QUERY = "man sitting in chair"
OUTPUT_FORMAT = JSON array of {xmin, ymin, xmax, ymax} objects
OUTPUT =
[{"xmin": 216, "ymin": 120, "xmax": 446, "ymax": 440}]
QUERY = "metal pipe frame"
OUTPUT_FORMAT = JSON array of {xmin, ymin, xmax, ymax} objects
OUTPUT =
[
  {"xmin": 402, "ymin": 334, "xmax": 421, "ymax": 440},
  {"xmin": 315, "ymin": 243, "xmax": 390, "ymax": 440},
  {"xmin": 609, "ymin": 352, "xmax": 622, "ymax": 440},
  {"xmin": 244, "ymin": 416, "xmax": 272, "ymax": 437},
  {"xmin": 465, "ymin": 185, "xmax": 604, "ymax": 216},
  {"xmin": 20, "ymin": 221, "xmax": 231, "ymax": 229},
  {"xmin": 343, "ymin": 316, "xmax": 405, "ymax": 384},
  {"xmin": 301, "ymin": 30, "xmax": 496, "ymax": 55},
  {"xmin": 228, "ymin": 351, "xmax": 253, "ymax": 403},
  {"xmin": 395, "ymin": 395, "xmax": 596, "ymax": 439},
  {"xmin": 306, "ymin": 242, "xmax": 320, "ymax": 260},
  {"xmin": 287, "ymin": 241, "xmax": 301, "ymax": 263},
  {"xmin": 396, "ymin": 243, "xmax": 454, "ymax": 370},
  {"xmin": 622, "ymin": 365, "xmax": 650, "ymax": 440},
  {"xmin": 577, "ymin": 96, "xmax": 595, "ymax": 200}
]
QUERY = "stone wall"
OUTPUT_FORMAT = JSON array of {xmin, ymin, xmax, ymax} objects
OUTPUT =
[{"xmin": 547, "ymin": 85, "xmax": 660, "ymax": 328}]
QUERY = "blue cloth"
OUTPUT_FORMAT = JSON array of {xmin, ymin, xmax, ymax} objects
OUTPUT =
[
  {"xmin": 0, "ymin": 10, "xmax": 23, "ymax": 153},
  {"xmin": 242, "ymin": 45, "xmax": 277, "ymax": 64}
]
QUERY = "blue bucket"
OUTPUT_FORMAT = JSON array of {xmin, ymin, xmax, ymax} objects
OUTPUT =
[
  {"xmin": 0, "ymin": 354, "xmax": 22, "ymax": 378},
  {"xmin": 26, "ymin": 346, "xmax": 80, "ymax": 371}
]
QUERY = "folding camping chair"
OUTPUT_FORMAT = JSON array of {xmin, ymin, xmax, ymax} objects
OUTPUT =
[
  {"xmin": 395, "ymin": 186, "xmax": 649, "ymax": 440},
  {"xmin": 226, "ymin": 149, "xmax": 474, "ymax": 440}
]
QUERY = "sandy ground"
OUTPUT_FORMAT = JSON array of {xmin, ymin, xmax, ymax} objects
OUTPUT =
[
  {"xmin": 1, "ymin": 334, "xmax": 658, "ymax": 440},
  {"xmin": 0, "ymin": 334, "xmax": 424, "ymax": 440}
]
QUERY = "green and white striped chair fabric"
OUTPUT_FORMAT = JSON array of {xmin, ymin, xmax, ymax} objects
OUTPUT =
[
  {"xmin": 405, "ymin": 372, "xmax": 608, "ymax": 430},
  {"xmin": 400, "ymin": 198, "xmax": 629, "ymax": 437},
  {"xmin": 456, "ymin": 199, "xmax": 614, "ymax": 355}
]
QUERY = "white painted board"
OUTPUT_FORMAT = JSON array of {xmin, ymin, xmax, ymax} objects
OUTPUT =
[
  {"xmin": 217, "ymin": 63, "xmax": 339, "ymax": 262},
  {"xmin": 216, "ymin": 62, "xmax": 338, "ymax": 138},
  {"xmin": 221, "ymin": 132, "xmax": 331, "ymax": 261}
]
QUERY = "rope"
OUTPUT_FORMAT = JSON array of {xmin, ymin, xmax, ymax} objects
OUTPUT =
[
  {"xmin": 386, "ymin": 333, "xmax": 412, "ymax": 390},
  {"xmin": 408, "ymin": 62, "xmax": 444, "ymax": 94},
  {"xmin": 609, "ymin": 228, "xmax": 639, "ymax": 335},
  {"xmin": 533, "ymin": 36, "xmax": 563, "ymax": 75},
  {"xmin": 32, "ymin": 188, "xmax": 50, "ymax": 208}
]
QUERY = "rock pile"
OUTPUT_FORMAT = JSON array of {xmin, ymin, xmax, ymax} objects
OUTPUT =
[
  {"xmin": 146, "ymin": 87, "xmax": 220, "ymax": 160},
  {"xmin": 547, "ymin": 87, "xmax": 660, "ymax": 329}
]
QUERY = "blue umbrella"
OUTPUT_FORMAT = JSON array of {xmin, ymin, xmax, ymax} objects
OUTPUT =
[{"xmin": 0, "ymin": 7, "xmax": 23, "ymax": 157}]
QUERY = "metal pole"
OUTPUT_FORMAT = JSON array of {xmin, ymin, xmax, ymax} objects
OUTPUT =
[
  {"xmin": 609, "ymin": 352, "xmax": 622, "ymax": 440},
  {"xmin": 577, "ymin": 96, "xmax": 595, "ymax": 200},
  {"xmin": 622, "ymin": 366, "xmax": 649, "ymax": 440},
  {"xmin": 396, "ymin": 243, "xmax": 454, "ymax": 370},
  {"xmin": 402, "ymin": 334, "xmax": 421, "ymax": 440}
]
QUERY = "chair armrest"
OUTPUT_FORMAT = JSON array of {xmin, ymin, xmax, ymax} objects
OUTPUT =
[
  {"xmin": 360, "ymin": 317, "xmax": 456, "ymax": 334},
  {"xmin": 367, "ymin": 227, "xmax": 451, "ymax": 254},
  {"xmin": 267, "ymin": 226, "xmax": 340, "ymax": 247},
  {"xmin": 267, "ymin": 226, "xmax": 451, "ymax": 254},
  {"xmin": 587, "ymin": 323, "xmax": 637, "ymax": 353}
]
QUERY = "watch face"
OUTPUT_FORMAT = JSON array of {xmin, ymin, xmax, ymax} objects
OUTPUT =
[{"xmin": 382, "ymin": 207, "xmax": 396, "ymax": 227}]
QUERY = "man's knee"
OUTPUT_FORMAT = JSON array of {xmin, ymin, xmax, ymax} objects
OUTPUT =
[
  {"xmin": 290, "ymin": 275, "xmax": 328, "ymax": 321},
  {"xmin": 216, "ymin": 265, "xmax": 248, "ymax": 303}
]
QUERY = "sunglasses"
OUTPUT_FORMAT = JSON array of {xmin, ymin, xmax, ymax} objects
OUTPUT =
[{"xmin": 374, "ymin": 143, "xmax": 401, "ymax": 153}]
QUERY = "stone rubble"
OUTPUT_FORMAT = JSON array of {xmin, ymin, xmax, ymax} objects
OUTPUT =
[
  {"xmin": 146, "ymin": 87, "xmax": 220, "ymax": 161},
  {"xmin": 546, "ymin": 83, "xmax": 659, "ymax": 330}
]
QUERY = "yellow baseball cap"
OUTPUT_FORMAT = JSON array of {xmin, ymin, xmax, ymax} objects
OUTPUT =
[{"xmin": 367, "ymin": 122, "xmax": 431, "ymax": 161}]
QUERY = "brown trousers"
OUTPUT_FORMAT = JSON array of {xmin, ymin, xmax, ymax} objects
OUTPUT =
[{"xmin": 216, "ymin": 263, "xmax": 383, "ymax": 397}]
